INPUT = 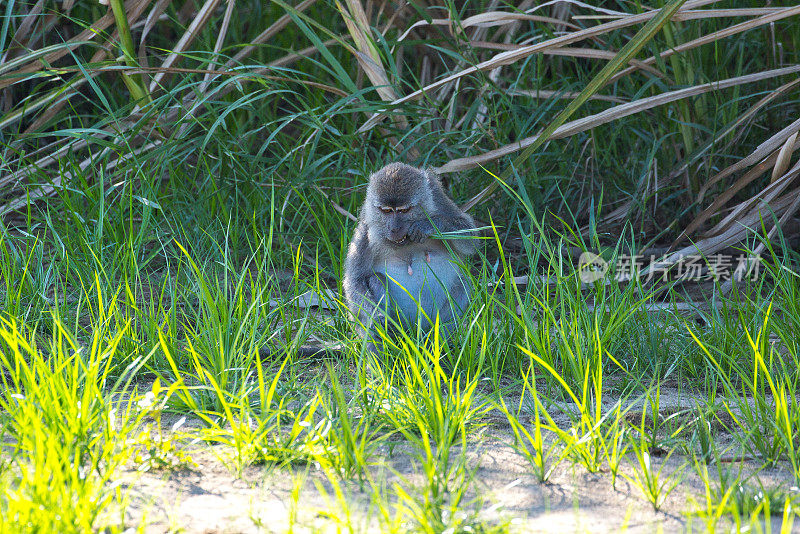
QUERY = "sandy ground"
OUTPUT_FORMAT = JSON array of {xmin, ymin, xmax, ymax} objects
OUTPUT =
[{"xmin": 117, "ymin": 386, "xmax": 799, "ymax": 533}]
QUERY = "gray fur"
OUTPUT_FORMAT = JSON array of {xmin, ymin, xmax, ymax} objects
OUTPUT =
[{"xmin": 343, "ymin": 163, "xmax": 478, "ymax": 345}]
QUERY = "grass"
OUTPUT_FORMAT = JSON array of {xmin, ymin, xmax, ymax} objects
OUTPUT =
[
  {"xmin": 2, "ymin": 0, "xmax": 800, "ymax": 531},
  {"xmin": 3, "ymin": 217, "xmax": 799, "ymax": 530},
  {"xmin": 0, "ymin": 317, "xmax": 147, "ymax": 532}
]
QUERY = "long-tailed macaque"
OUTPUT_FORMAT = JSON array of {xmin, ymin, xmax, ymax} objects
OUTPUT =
[{"xmin": 343, "ymin": 163, "xmax": 478, "ymax": 346}]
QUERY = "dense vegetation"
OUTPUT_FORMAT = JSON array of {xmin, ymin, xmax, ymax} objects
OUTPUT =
[{"xmin": 1, "ymin": 0, "xmax": 799, "ymax": 531}]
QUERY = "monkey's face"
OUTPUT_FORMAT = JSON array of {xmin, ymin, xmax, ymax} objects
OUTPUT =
[
  {"xmin": 366, "ymin": 163, "xmax": 430, "ymax": 245},
  {"xmin": 376, "ymin": 203, "xmax": 415, "ymax": 244}
]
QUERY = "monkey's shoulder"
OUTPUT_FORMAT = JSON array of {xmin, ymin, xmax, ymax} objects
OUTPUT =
[{"xmin": 345, "ymin": 223, "xmax": 371, "ymax": 257}]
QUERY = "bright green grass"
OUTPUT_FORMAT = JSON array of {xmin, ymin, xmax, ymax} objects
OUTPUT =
[
  {"xmin": 1, "ymin": 193, "xmax": 799, "ymax": 530},
  {"xmin": 2, "ymin": 0, "xmax": 800, "ymax": 530}
]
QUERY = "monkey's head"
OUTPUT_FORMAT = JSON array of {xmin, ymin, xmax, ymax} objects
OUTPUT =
[{"xmin": 366, "ymin": 163, "xmax": 434, "ymax": 245}]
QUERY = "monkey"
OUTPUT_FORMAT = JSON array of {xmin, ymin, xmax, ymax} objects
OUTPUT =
[{"xmin": 343, "ymin": 162, "xmax": 479, "ymax": 348}]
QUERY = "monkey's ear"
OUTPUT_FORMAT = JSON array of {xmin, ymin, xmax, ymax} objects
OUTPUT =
[
  {"xmin": 425, "ymin": 167, "xmax": 449, "ymax": 190},
  {"xmin": 424, "ymin": 167, "xmax": 442, "ymax": 185}
]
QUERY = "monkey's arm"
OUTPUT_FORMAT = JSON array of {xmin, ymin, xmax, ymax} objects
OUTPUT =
[
  {"xmin": 407, "ymin": 171, "xmax": 478, "ymax": 256},
  {"xmin": 343, "ymin": 225, "xmax": 386, "ymax": 332}
]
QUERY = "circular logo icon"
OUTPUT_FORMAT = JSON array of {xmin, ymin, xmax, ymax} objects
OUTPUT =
[{"xmin": 578, "ymin": 252, "xmax": 609, "ymax": 283}]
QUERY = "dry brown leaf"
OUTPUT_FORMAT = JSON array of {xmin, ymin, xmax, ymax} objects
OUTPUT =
[
  {"xmin": 0, "ymin": 138, "xmax": 93, "ymax": 190},
  {"xmin": 717, "ymin": 182, "xmax": 800, "ymax": 295},
  {"xmin": 138, "ymin": 0, "xmax": 172, "ymax": 82},
  {"xmin": 0, "ymin": 0, "xmax": 154, "ymax": 90},
  {"xmin": 753, "ymin": 186, "xmax": 800, "ymax": 251},
  {"xmin": 357, "ymin": 0, "xmax": 718, "ymax": 133},
  {"xmin": 528, "ymin": 0, "xmax": 629, "ymax": 17},
  {"xmin": 337, "ymin": 0, "xmax": 415, "ymax": 153},
  {"xmin": 469, "ymin": 43, "xmax": 669, "ymax": 80},
  {"xmin": 607, "ymin": 5, "xmax": 800, "ymax": 85},
  {"xmin": 353, "ymin": 51, "xmax": 397, "ymax": 102},
  {"xmin": 698, "ymin": 115, "xmax": 800, "ymax": 201},
  {"xmin": 577, "ymin": 7, "xmax": 788, "ymax": 21},
  {"xmin": 225, "ymin": 0, "xmax": 317, "ymax": 68},
  {"xmin": 314, "ymin": 186, "xmax": 357, "ymax": 223},
  {"xmin": 338, "ymin": 0, "xmax": 400, "ymax": 103},
  {"xmin": 139, "ymin": 0, "xmax": 171, "ymax": 41},
  {"xmin": 0, "ymin": 141, "xmax": 161, "ymax": 216},
  {"xmin": 709, "ymin": 159, "xmax": 800, "ymax": 237},
  {"xmin": 338, "ymin": 0, "xmax": 382, "ymax": 63},
  {"xmin": 0, "ymin": 0, "xmax": 45, "ymax": 63},
  {"xmin": 397, "ymin": 11, "xmax": 583, "ymax": 42},
  {"xmin": 659, "ymin": 76, "xmax": 800, "ymax": 246},
  {"xmin": 508, "ymin": 88, "xmax": 626, "ymax": 103},
  {"xmin": 772, "ymin": 132, "xmax": 798, "ymax": 183},
  {"xmin": 149, "ymin": 0, "xmax": 222, "ymax": 91},
  {"xmin": 648, "ymin": 191, "xmax": 798, "ymax": 274},
  {"xmin": 199, "ymin": 0, "xmax": 236, "ymax": 93},
  {"xmin": 437, "ymin": 65, "xmax": 800, "ymax": 174},
  {"xmin": 674, "ymin": 140, "xmax": 800, "ymax": 247}
]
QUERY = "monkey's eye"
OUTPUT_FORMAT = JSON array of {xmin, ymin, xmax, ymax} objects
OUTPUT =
[
  {"xmin": 396, "ymin": 207, "xmax": 411, "ymax": 213},
  {"xmin": 379, "ymin": 207, "xmax": 394, "ymax": 214}
]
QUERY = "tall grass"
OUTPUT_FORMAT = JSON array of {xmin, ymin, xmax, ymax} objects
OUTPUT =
[
  {"xmin": 0, "ymin": 316, "xmax": 148, "ymax": 532},
  {"xmin": 2, "ymin": 0, "xmax": 800, "ymax": 530}
]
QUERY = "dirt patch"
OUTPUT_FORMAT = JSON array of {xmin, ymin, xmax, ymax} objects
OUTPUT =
[
  {"xmin": 104, "ymin": 378, "xmax": 800, "ymax": 533},
  {"xmin": 118, "ymin": 411, "xmax": 796, "ymax": 532}
]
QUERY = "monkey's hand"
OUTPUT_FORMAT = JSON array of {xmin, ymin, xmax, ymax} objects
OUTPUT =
[
  {"xmin": 368, "ymin": 273, "xmax": 388, "ymax": 298},
  {"xmin": 407, "ymin": 219, "xmax": 435, "ymax": 243}
]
